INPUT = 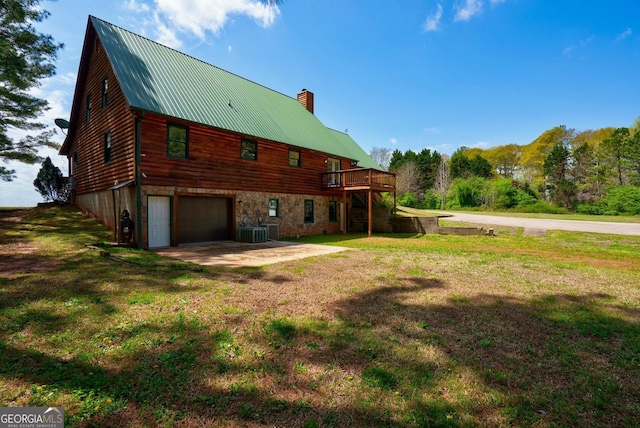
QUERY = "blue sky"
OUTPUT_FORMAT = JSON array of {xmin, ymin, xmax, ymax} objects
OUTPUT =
[{"xmin": 2, "ymin": 0, "xmax": 639, "ymax": 206}]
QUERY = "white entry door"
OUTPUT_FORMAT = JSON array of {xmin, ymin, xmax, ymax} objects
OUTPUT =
[{"xmin": 148, "ymin": 196, "xmax": 170, "ymax": 248}]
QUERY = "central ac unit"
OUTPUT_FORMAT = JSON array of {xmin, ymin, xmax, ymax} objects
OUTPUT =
[{"xmin": 266, "ymin": 224, "xmax": 279, "ymax": 240}]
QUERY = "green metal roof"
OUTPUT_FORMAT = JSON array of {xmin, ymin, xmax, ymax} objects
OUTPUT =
[{"xmin": 90, "ymin": 16, "xmax": 380, "ymax": 170}]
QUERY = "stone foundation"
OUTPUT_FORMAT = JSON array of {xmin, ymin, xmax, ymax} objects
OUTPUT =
[{"xmin": 140, "ymin": 185, "xmax": 344, "ymax": 243}]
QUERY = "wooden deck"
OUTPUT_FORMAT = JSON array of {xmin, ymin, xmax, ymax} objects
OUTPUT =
[{"xmin": 321, "ymin": 168, "xmax": 395, "ymax": 191}]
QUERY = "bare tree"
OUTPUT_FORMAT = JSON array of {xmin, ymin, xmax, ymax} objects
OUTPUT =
[
  {"xmin": 395, "ymin": 160, "xmax": 423, "ymax": 196},
  {"xmin": 433, "ymin": 154, "xmax": 450, "ymax": 210},
  {"xmin": 369, "ymin": 146, "xmax": 392, "ymax": 171}
]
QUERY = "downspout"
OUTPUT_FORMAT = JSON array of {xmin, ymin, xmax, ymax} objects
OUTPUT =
[
  {"xmin": 112, "ymin": 189, "xmax": 117, "ymax": 242},
  {"xmin": 135, "ymin": 113, "xmax": 143, "ymax": 249}
]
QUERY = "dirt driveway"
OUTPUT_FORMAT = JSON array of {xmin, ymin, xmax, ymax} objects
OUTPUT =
[
  {"xmin": 155, "ymin": 240, "xmax": 350, "ymax": 268},
  {"xmin": 444, "ymin": 212, "xmax": 640, "ymax": 236}
]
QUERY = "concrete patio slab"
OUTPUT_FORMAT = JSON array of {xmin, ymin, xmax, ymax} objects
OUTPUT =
[{"xmin": 154, "ymin": 240, "xmax": 349, "ymax": 268}]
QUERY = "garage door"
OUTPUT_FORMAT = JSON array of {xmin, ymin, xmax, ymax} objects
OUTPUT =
[{"xmin": 178, "ymin": 197, "xmax": 231, "ymax": 243}]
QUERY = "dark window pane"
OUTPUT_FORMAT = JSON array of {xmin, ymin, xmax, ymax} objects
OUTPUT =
[
  {"xmin": 269, "ymin": 198, "xmax": 279, "ymax": 218},
  {"xmin": 101, "ymin": 78, "xmax": 108, "ymax": 108},
  {"xmin": 104, "ymin": 131, "xmax": 111, "ymax": 163},
  {"xmin": 168, "ymin": 124, "xmax": 188, "ymax": 158},
  {"xmin": 241, "ymin": 139, "xmax": 257, "ymax": 161},
  {"xmin": 289, "ymin": 149, "xmax": 300, "ymax": 167},
  {"xmin": 329, "ymin": 201, "xmax": 337, "ymax": 222},
  {"xmin": 304, "ymin": 200, "xmax": 314, "ymax": 223}
]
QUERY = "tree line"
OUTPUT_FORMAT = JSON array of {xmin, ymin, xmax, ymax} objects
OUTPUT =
[{"xmin": 370, "ymin": 120, "xmax": 640, "ymax": 215}]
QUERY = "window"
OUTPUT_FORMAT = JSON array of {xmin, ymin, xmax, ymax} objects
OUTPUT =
[
  {"xmin": 85, "ymin": 93, "xmax": 91, "ymax": 122},
  {"xmin": 241, "ymin": 138, "xmax": 257, "ymax": 161},
  {"xmin": 288, "ymin": 149, "xmax": 301, "ymax": 167},
  {"xmin": 101, "ymin": 77, "xmax": 108, "ymax": 108},
  {"xmin": 269, "ymin": 198, "xmax": 279, "ymax": 218},
  {"xmin": 104, "ymin": 131, "xmax": 112, "ymax": 164},
  {"xmin": 167, "ymin": 123, "xmax": 188, "ymax": 159},
  {"xmin": 329, "ymin": 200, "xmax": 338, "ymax": 222},
  {"xmin": 304, "ymin": 199, "xmax": 314, "ymax": 223}
]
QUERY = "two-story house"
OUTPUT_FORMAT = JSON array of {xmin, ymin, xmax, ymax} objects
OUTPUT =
[{"xmin": 59, "ymin": 16, "xmax": 395, "ymax": 248}]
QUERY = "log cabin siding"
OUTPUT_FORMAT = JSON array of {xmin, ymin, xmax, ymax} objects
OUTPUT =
[
  {"xmin": 140, "ymin": 113, "xmax": 351, "ymax": 196},
  {"xmin": 70, "ymin": 36, "xmax": 135, "ymax": 195}
]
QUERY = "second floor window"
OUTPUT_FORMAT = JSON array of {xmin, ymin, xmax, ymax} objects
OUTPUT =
[
  {"xmin": 288, "ymin": 149, "xmax": 301, "ymax": 167},
  {"xmin": 85, "ymin": 93, "xmax": 91, "ymax": 122},
  {"xmin": 101, "ymin": 77, "xmax": 108, "ymax": 108},
  {"xmin": 167, "ymin": 124, "xmax": 188, "ymax": 159},
  {"xmin": 241, "ymin": 138, "xmax": 257, "ymax": 161},
  {"xmin": 104, "ymin": 131, "xmax": 112, "ymax": 163}
]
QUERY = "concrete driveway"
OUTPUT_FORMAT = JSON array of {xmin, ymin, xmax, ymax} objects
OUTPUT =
[
  {"xmin": 155, "ymin": 240, "xmax": 349, "ymax": 268},
  {"xmin": 443, "ymin": 212, "xmax": 640, "ymax": 236}
]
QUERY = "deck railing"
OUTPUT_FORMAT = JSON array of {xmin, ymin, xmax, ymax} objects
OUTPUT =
[{"xmin": 321, "ymin": 168, "xmax": 395, "ymax": 191}]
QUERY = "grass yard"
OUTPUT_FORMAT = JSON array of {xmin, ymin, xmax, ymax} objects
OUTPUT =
[{"xmin": 1, "ymin": 205, "xmax": 639, "ymax": 427}]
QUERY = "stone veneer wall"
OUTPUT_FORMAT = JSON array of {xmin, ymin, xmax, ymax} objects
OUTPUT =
[{"xmin": 141, "ymin": 185, "xmax": 343, "ymax": 244}]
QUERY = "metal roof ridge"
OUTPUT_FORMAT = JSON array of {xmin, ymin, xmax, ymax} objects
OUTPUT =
[
  {"xmin": 89, "ymin": 15, "xmax": 299, "ymax": 102},
  {"xmin": 326, "ymin": 127, "xmax": 351, "ymax": 136}
]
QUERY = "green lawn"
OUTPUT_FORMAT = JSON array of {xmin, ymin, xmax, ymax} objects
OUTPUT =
[{"xmin": 1, "ymin": 206, "xmax": 639, "ymax": 427}]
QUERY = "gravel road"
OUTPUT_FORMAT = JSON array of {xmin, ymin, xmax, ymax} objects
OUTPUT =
[{"xmin": 443, "ymin": 212, "xmax": 640, "ymax": 236}]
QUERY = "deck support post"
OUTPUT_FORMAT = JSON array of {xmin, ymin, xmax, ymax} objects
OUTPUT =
[
  {"xmin": 368, "ymin": 189, "xmax": 373, "ymax": 238},
  {"xmin": 343, "ymin": 190, "xmax": 347, "ymax": 236}
]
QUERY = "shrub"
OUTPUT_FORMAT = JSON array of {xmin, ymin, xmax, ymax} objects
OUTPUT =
[
  {"xmin": 448, "ymin": 178, "xmax": 486, "ymax": 208},
  {"xmin": 512, "ymin": 200, "xmax": 568, "ymax": 214},
  {"xmin": 577, "ymin": 204, "xmax": 604, "ymax": 215},
  {"xmin": 420, "ymin": 189, "xmax": 441, "ymax": 209},
  {"xmin": 398, "ymin": 192, "xmax": 419, "ymax": 208},
  {"xmin": 594, "ymin": 186, "xmax": 640, "ymax": 215}
]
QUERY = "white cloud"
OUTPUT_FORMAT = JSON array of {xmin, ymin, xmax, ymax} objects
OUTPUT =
[
  {"xmin": 124, "ymin": 0, "xmax": 150, "ymax": 12},
  {"xmin": 390, "ymin": 138, "xmax": 398, "ymax": 145},
  {"xmin": 563, "ymin": 36, "xmax": 594, "ymax": 57},
  {"xmin": 616, "ymin": 27, "xmax": 632, "ymax": 41},
  {"xmin": 423, "ymin": 4, "xmax": 443, "ymax": 32},
  {"xmin": 424, "ymin": 127, "xmax": 440, "ymax": 134},
  {"xmin": 152, "ymin": 0, "xmax": 280, "ymax": 40},
  {"xmin": 52, "ymin": 72, "xmax": 77, "ymax": 86},
  {"xmin": 472, "ymin": 141, "xmax": 489, "ymax": 148},
  {"xmin": 122, "ymin": 0, "xmax": 280, "ymax": 48},
  {"xmin": 228, "ymin": 45, "xmax": 233, "ymax": 52},
  {"xmin": 489, "ymin": 0, "xmax": 506, "ymax": 4},
  {"xmin": 563, "ymin": 44, "xmax": 576, "ymax": 56},
  {"xmin": 454, "ymin": 0, "xmax": 484, "ymax": 22},
  {"xmin": 152, "ymin": 11, "xmax": 183, "ymax": 49}
]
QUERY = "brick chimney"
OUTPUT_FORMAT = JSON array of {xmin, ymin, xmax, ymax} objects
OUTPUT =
[{"xmin": 297, "ymin": 89, "xmax": 314, "ymax": 114}]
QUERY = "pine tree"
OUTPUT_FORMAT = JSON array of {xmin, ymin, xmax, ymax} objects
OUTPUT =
[
  {"xmin": 33, "ymin": 156, "xmax": 67, "ymax": 202},
  {"xmin": 0, "ymin": 0, "xmax": 63, "ymax": 181}
]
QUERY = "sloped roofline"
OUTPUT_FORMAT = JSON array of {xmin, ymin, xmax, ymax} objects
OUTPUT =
[{"xmin": 60, "ymin": 16, "xmax": 381, "ymax": 170}]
